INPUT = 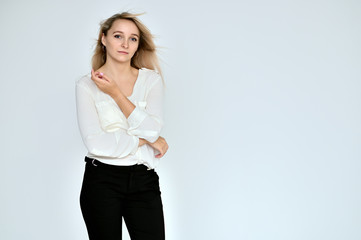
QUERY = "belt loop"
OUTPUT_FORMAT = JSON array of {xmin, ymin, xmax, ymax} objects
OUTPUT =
[{"xmin": 91, "ymin": 159, "xmax": 98, "ymax": 166}]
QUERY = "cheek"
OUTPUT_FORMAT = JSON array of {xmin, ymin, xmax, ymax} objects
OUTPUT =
[
  {"xmin": 131, "ymin": 43, "xmax": 139, "ymax": 52},
  {"xmin": 111, "ymin": 39, "xmax": 120, "ymax": 46},
  {"xmin": 133, "ymin": 41, "xmax": 139, "ymax": 47}
]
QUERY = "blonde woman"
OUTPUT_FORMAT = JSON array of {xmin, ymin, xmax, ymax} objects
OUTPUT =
[{"xmin": 75, "ymin": 12, "xmax": 168, "ymax": 240}]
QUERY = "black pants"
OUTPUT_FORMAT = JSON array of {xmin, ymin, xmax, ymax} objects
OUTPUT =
[{"xmin": 80, "ymin": 156, "xmax": 165, "ymax": 240}]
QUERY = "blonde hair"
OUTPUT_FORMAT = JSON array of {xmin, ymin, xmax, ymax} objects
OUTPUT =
[{"xmin": 91, "ymin": 11, "xmax": 165, "ymax": 84}]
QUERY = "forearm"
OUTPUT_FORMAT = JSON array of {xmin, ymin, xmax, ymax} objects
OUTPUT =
[
  {"xmin": 139, "ymin": 138, "xmax": 148, "ymax": 147},
  {"xmin": 139, "ymin": 136, "xmax": 162, "ymax": 147},
  {"xmin": 76, "ymin": 83, "xmax": 139, "ymax": 158},
  {"xmin": 110, "ymin": 90, "xmax": 136, "ymax": 118},
  {"xmin": 110, "ymin": 77, "xmax": 163, "ymax": 143}
]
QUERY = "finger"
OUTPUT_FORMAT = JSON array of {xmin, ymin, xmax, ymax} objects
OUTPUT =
[
  {"xmin": 91, "ymin": 74, "xmax": 98, "ymax": 83},
  {"xmin": 94, "ymin": 72, "xmax": 107, "ymax": 82},
  {"xmin": 91, "ymin": 72, "xmax": 103, "ymax": 83},
  {"xmin": 91, "ymin": 69, "xmax": 95, "ymax": 79},
  {"xmin": 98, "ymin": 72, "xmax": 104, "ymax": 79},
  {"xmin": 91, "ymin": 69, "xmax": 101, "ymax": 82},
  {"xmin": 92, "ymin": 69, "xmax": 100, "ymax": 77},
  {"xmin": 101, "ymin": 73, "xmax": 111, "ymax": 82},
  {"xmin": 155, "ymin": 149, "xmax": 163, "ymax": 158},
  {"xmin": 159, "ymin": 149, "xmax": 165, "ymax": 157},
  {"xmin": 155, "ymin": 153, "xmax": 164, "ymax": 158},
  {"xmin": 162, "ymin": 145, "xmax": 167, "ymax": 152}
]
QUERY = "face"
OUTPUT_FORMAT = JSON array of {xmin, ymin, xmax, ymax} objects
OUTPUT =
[{"xmin": 102, "ymin": 19, "xmax": 140, "ymax": 64}]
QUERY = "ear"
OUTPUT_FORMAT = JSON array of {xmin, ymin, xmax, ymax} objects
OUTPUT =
[{"xmin": 101, "ymin": 33, "xmax": 106, "ymax": 47}]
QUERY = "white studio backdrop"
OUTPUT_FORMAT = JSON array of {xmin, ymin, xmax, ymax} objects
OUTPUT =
[{"xmin": 0, "ymin": 0, "xmax": 360, "ymax": 239}]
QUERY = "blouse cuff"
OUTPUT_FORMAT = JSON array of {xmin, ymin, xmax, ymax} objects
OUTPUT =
[{"xmin": 127, "ymin": 106, "xmax": 148, "ymax": 129}]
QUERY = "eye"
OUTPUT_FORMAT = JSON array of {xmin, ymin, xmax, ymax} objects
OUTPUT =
[{"xmin": 131, "ymin": 37, "xmax": 138, "ymax": 42}]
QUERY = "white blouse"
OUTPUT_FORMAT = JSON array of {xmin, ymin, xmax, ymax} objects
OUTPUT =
[{"xmin": 75, "ymin": 67, "xmax": 164, "ymax": 170}]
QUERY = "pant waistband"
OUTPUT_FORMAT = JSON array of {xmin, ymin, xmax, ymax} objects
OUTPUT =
[{"xmin": 84, "ymin": 156, "xmax": 150, "ymax": 172}]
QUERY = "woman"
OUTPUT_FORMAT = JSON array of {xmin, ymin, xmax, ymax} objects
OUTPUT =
[{"xmin": 75, "ymin": 12, "xmax": 168, "ymax": 240}]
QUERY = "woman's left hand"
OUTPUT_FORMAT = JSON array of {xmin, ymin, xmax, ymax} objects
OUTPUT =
[{"xmin": 91, "ymin": 69, "xmax": 120, "ymax": 97}]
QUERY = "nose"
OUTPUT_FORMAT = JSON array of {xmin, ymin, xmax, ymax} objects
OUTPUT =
[{"xmin": 121, "ymin": 39, "xmax": 129, "ymax": 48}]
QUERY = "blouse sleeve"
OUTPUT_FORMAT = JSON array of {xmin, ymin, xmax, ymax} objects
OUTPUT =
[
  {"xmin": 126, "ymin": 75, "xmax": 164, "ymax": 143},
  {"xmin": 75, "ymin": 82, "xmax": 139, "ymax": 158}
]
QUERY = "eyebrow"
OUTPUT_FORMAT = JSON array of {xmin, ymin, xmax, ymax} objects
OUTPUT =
[{"xmin": 113, "ymin": 31, "xmax": 139, "ymax": 38}]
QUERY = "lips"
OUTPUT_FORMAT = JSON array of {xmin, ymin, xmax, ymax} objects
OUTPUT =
[{"xmin": 118, "ymin": 51, "xmax": 129, "ymax": 54}]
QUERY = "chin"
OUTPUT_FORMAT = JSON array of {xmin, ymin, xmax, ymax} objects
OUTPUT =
[{"xmin": 115, "ymin": 58, "xmax": 132, "ymax": 64}]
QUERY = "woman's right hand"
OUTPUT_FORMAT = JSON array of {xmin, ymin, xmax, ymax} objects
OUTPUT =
[{"xmin": 147, "ymin": 136, "xmax": 169, "ymax": 158}]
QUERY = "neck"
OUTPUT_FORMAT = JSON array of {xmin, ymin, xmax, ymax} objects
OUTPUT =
[{"xmin": 102, "ymin": 60, "xmax": 134, "ymax": 82}]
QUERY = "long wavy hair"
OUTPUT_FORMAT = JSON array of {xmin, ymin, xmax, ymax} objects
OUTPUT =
[{"xmin": 91, "ymin": 12, "xmax": 165, "ymax": 85}]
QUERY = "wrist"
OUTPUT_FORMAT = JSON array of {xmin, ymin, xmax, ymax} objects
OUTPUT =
[
  {"xmin": 110, "ymin": 88, "xmax": 122, "ymax": 98},
  {"xmin": 139, "ymin": 138, "xmax": 148, "ymax": 146}
]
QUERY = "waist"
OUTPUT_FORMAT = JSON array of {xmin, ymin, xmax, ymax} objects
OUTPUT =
[{"xmin": 84, "ymin": 156, "xmax": 151, "ymax": 171}]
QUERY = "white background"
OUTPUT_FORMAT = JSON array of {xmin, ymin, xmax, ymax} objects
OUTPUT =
[{"xmin": 0, "ymin": 0, "xmax": 360, "ymax": 239}]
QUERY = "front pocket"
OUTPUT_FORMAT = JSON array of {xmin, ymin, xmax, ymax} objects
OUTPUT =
[{"xmin": 94, "ymin": 100, "xmax": 128, "ymax": 132}]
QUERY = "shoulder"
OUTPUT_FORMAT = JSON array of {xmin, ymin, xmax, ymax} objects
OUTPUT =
[
  {"xmin": 140, "ymin": 67, "xmax": 159, "ymax": 77},
  {"xmin": 75, "ymin": 73, "xmax": 99, "ymax": 96},
  {"xmin": 76, "ymin": 73, "xmax": 91, "ymax": 85},
  {"xmin": 140, "ymin": 67, "xmax": 162, "ymax": 86},
  {"xmin": 75, "ymin": 73, "xmax": 96, "ymax": 89}
]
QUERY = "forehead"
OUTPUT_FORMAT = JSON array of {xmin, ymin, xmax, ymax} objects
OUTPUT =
[{"xmin": 110, "ymin": 19, "xmax": 139, "ymax": 35}]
